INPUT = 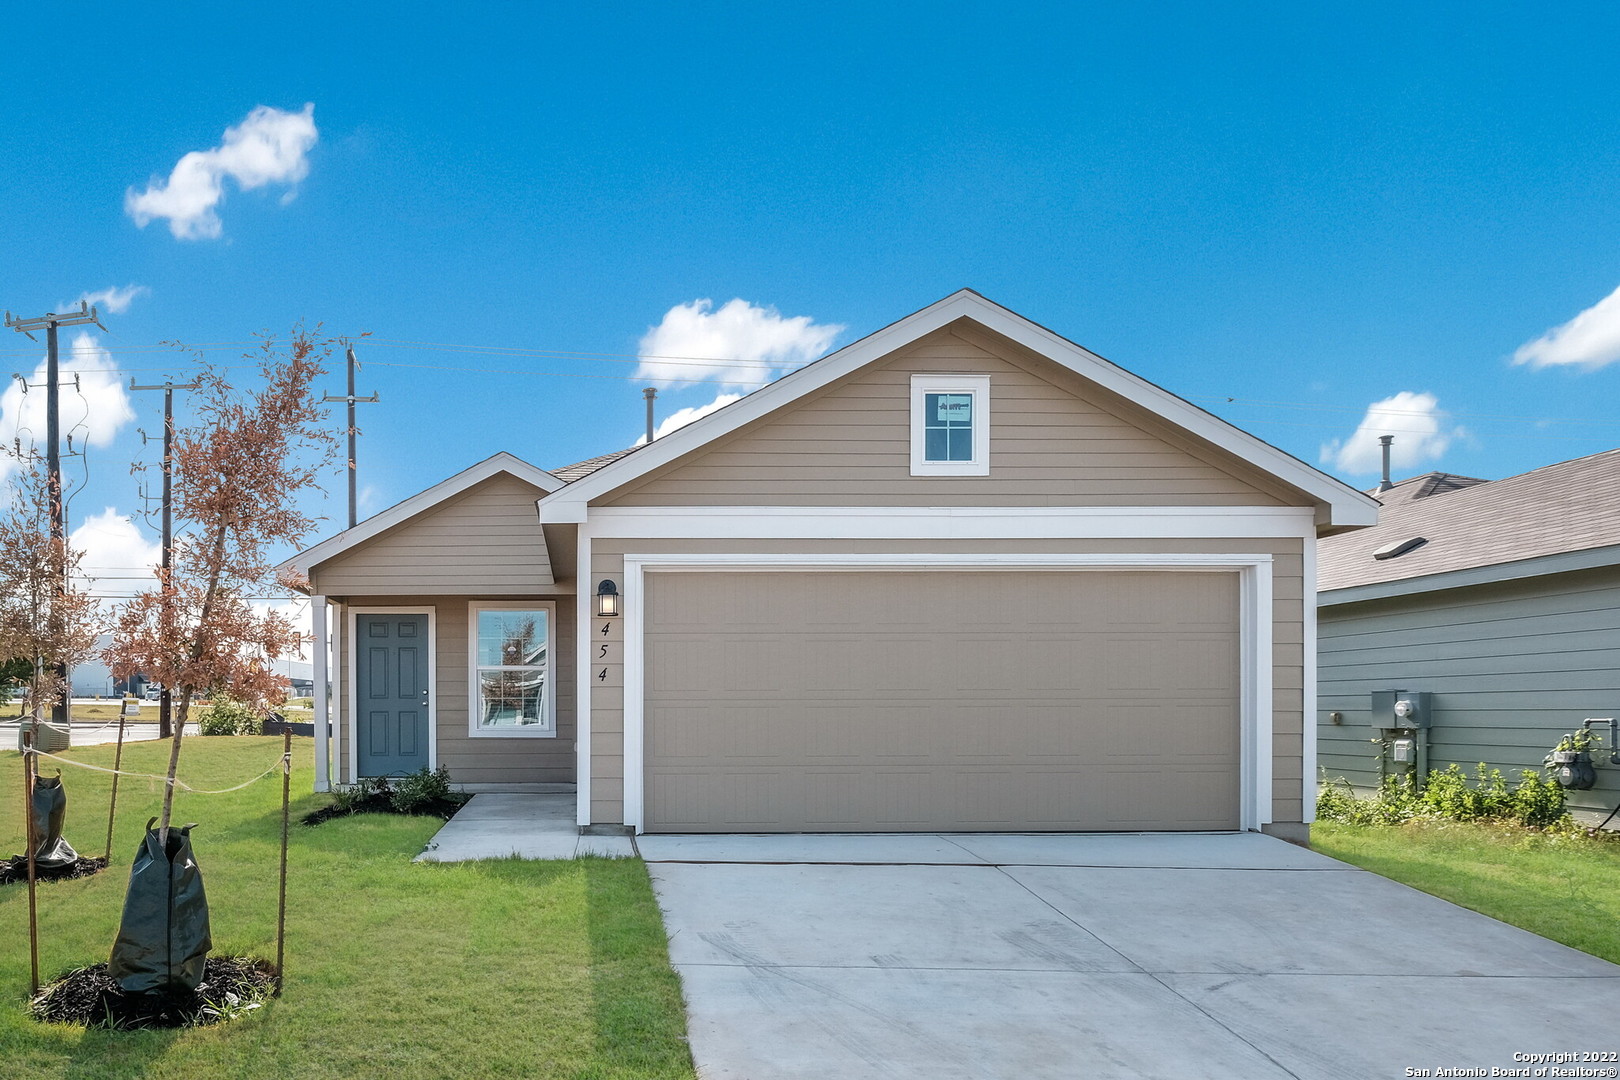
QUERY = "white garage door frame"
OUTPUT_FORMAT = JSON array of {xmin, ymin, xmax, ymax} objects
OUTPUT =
[{"xmin": 619, "ymin": 552, "xmax": 1274, "ymax": 834}]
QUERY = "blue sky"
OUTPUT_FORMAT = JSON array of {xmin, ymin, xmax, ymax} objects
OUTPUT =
[{"xmin": 6, "ymin": 2, "xmax": 1620, "ymax": 605}]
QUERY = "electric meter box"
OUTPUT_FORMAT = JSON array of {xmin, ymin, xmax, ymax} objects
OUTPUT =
[{"xmin": 1371, "ymin": 690, "xmax": 1432, "ymax": 729}]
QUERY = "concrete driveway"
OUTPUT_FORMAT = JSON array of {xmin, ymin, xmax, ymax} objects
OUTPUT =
[{"xmin": 641, "ymin": 832, "xmax": 1620, "ymax": 1080}]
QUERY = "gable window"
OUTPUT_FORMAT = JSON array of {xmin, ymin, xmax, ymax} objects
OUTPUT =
[
  {"xmin": 468, "ymin": 602, "xmax": 555, "ymax": 737},
  {"xmin": 910, "ymin": 374, "xmax": 990, "ymax": 476}
]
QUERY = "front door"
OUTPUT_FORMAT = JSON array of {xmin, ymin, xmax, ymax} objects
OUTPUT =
[{"xmin": 357, "ymin": 613, "xmax": 430, "ymax": 777}]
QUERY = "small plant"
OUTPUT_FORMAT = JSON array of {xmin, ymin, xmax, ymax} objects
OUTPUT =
[
  {"xmin": 330, "ymin": 776, "xmax": 391, "ymax": 814},
  {"xmin": 1511, "ymin": 769, "xmax": 1568, "ymax": 828},
  {"xmin": 1318, "ymin": 764, "xmax": 1573, "ymax": 831},
  {"xmin": 390, "ymin": 765, "xmax": 453, "ymax": 814},
  {"xmin": 1545, "ymin": 729, "xmax": 1602, "ymax": 790},
  {"xmin": 197, "ymin": 696, "xmax": 263, "ymax": 736}
]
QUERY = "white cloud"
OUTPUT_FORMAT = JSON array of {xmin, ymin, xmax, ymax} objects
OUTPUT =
[
  {"xmin": 1513, "ymin": 283, "xmax": 1620, "ymax": 370},
  {"xmin": 635, "ymin": 298, "xmax": 843, "ymax": 389},
  {"xmin": 0, "ymin": 332, "xmax": 136, "ymax": 481},
  {"xmin": 69, "ymin": 508, "xmax": 161, "ymax": 598},
  {"xmin": 1320, "ymin": 391, "xmax": 1463, "ymax": 476},
  {"xmin": 75, "ymin": 284, "xmax": 150, "ymax": 315},
  {"xmin": 633, "ymin": 392, "xmax": 743, "ymax": 446},
  {"xmin": 126, "ymin": 103, "xmax": 318, "ymax": 240}
]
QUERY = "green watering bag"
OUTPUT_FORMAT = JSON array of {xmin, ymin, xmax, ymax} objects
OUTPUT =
[
  {"xmin": 23, "ymin": 773, "xmax": 79, "ymax": 870},
  {"xmin": 108, "ymin": 818, "xmax": 212, "ymax": 994}
]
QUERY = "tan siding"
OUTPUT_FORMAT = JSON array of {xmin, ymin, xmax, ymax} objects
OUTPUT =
[
  {"xmin": 589, "ymin": 553, "xmax": 625, "ymax": 822},
  {"xmin": 604, "ymin": 327, "xmax": 1292, "ymax": 508},
  {"xmin": 584, "ymin": 536, "xmax": 1307, "ymax": 828},
  {"xmin": 314, "ymin": 474, "xmax": 553, "ymax": 595},
  {"xmin": 332, "ymin": 594, "xmax": 576, "ymax": 787}
]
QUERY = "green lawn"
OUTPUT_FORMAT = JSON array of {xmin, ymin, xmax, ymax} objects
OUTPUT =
[
  {"xmin": 1314, "ymin": 819, "xmax": 1620, "ymax": 964},
  {"xmin": 0, "ymin": 737, "xmax": 695, "ymax": 1080}
]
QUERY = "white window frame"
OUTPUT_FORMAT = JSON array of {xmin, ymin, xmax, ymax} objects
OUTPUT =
[
  {"xmin": 467, "ymin": 600, "xmax": 557, "ymax": 738},
  {"xmin": 910, "ymin": 374, "xmax": 990, "ymax": 476}
]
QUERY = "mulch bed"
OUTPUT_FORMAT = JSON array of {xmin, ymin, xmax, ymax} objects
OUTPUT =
[
  {"xmin": 301, "ymin": 792, "xmax": 469, "ymax": 826},
  {"xmin": 31, "ymin": 956, "xmax": 277, "ymax": 1029},
  {"xmin": 0, "ymin": 855, "xmax": 108, "ymax": 886}
]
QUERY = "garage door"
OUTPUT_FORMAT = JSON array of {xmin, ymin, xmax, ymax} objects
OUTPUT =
[{"xmin": 643, "ymin": 570, "xmax": 1240, "ymax": 832}]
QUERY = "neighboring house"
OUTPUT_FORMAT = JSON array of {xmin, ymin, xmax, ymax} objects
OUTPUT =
[
  {"xmin": 284, "ymin": 290, "xmax": 1376, "ymax": 838},
  {"xmin": 1317, "ymin": 449, "xmax": 1620, "ymax": 822}
]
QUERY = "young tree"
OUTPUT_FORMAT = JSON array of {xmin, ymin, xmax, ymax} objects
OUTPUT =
[
  {"xmin": 0, "ymin": 450, "xmax": 102, "ymax": 733},
  {"xmin": 108, "ymin": 330, "xmax": 337, "ymax": 842}
]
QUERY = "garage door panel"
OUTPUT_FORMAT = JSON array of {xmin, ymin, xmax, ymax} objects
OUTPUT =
[{"xmin": 644, "ymin": 571, "xmax": 1240, "ymax": 832}]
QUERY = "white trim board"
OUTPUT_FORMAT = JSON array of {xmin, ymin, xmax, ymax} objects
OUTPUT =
[
  {"xmin": 574, "ymin": 523, "xmax": 594, "ymax": 827},
  {"xmin": 1301, "ymin": 540, "xmax": 1318, "ymax": 824},
  {"xmin": 285, "ymin": 452, "xmax": 562, "ymax": 578},
  {"xmin": 586, "ymin": 505, "xmax": 1318, "ymax": 539},
  {"xmin": 312, "ymin": 595, "xmax": 329, "ymax": 793},
  {"xmin": 346, "ymin": 606, "xmax": 438, "ymax": 783},
  {"xmin": 540, "ymin": 290, "xmax": 1378, "ymax": 527},
  {"xmin": 617, "ymin": 552, "xmax": 1275, "ymax": 835}
]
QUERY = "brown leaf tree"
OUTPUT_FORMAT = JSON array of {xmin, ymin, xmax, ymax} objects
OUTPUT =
[
  {"xmin": 108, "ymin": 330, "xmax": 337, "ymax": 841},
  {"xmin": 0, "ymin": 449, "xmax": 103, "ymax": 734}
]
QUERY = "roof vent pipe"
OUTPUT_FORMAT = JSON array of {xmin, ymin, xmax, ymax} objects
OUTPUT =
[
  {"xmin": 1378, "ymin": 435, "xmax": 1395, "ymax": 492},
  {"xmin": 644, "ymin": 387, "xmax": 657, "ymax": 443}
]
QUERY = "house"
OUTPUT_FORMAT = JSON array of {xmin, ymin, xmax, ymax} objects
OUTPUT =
[
  {"xmin": 1317, "ymin": 449, "xmax": 1620, "ymax": 822},
  {"xmin": 284, "ymin": 290, "xmax": 1377, "ymax": 838}
]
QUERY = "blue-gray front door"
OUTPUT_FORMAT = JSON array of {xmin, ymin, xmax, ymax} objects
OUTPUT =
[{"xmin": 357, "ymin": 613, "xmax": 430, "ymax": 777}]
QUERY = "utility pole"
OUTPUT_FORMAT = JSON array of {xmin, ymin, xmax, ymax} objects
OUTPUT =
[
  {"xmin": 130, "ymin": 377, "xmax": 201, "ymax": 739},
  {"xmin": 322, "ymin": 344, "xmax": 378, "ymax": 529},
  {"xmin": 5, "ymin": 302, "xmax": 103, "ymax": 728}
]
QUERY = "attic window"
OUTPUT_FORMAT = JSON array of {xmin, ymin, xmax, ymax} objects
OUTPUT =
[
  {"xmin": 910, "ymin": 374, "xmax": 990, "ymax": 476},
  {"xmin": 1373, "ymin": 536, "xmax": 1427, "ymax": 561}
]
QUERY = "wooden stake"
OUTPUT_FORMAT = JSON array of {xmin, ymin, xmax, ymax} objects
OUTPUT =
[
  {"xmin": 105, "ymin": 712, "xmax": 127, "ymax": 863},
  {"xmin": 274, "ymin": 728, "xmax": 291, "ymax": 997},
  {"xmin": 23, "ymin": 732, "xmax": 39, "ymax": 996}
]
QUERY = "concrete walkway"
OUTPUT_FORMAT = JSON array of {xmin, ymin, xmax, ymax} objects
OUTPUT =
[
  {"xmin": 644, "ymin": 832, "xmax": 1620, "ymax": 1080},
  {"xmin": 3, "ymin": 719, "xmax": 199, "ymax": 747},
  {"xmin": 414, "ymin": 793, "xmax": 634, "ymax": 861}
]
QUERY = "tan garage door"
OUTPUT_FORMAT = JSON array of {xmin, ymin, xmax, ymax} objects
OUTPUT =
[{"xmin": 643, "ymin": 570, "xmax": 1240, "ymax": 832}]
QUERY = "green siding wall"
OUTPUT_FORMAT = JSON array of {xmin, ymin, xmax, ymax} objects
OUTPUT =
[{"xmin": 1318, "ymin": 565, "xmax": 1620, "ymax": 821}]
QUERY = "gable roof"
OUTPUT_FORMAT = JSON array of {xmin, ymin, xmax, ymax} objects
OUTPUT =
[
  {"xmin": 537, "ymin": 289, "xmax": 1379, "ymax": 528},
  {"xmin": 1319, "ymin": 447, "xmax": 1620, "ymax": 600},
  {"xmin": 282, "ymin": 451, "xmax": 561, "ymax": 579}
]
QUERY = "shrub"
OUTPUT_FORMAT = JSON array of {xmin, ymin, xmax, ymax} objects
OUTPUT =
[
  {"xmin": 197, "ymin": 696, "xmax": 262, "ymax": 736},
  {"xmin": 1317, "ymin": 764, "xmax": 1573, "ymax": 831},
  {"xmin": 390, "ymin": 765, "xmax": 452, "ymax": 814},
  {"xmin": 1511, "ymin": 770, "xmax": 1567, "ymax": 828},
  {"xmin": 326, "ymin": 776, "xmax": 387, "ymax": 815}
]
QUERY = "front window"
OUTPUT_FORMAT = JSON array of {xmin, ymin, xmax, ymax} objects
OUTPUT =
[
  {"xmin": 469, "ymin": 604, "xmax": 555, "ymax": 736},
  {"xmin": 924, "ymin": 392, "xmax": 975, "ymax": 462},
  {"xmin": 910, "ymin": 374, "xmax": 990, "ymax": 476}
]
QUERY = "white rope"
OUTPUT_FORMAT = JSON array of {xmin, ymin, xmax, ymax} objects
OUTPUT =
[{"xmin": 23, "ymin": 747, "xmax": 292, "ymax": 795}]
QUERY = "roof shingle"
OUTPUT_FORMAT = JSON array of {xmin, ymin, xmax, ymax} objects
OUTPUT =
[{"xmin": 1318, "ymin": 448, "xmax": 1620, "ymax": 592}]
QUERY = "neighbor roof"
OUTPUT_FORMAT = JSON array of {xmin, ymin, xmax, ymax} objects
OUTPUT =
[
  {"xmin": 538, "ymin": 289, "xmax": 1380, "ymax": 528},
  {"xmin": 1319, "ymin": 448, "xmax": 1620, "ymax": 597},
  {"xmin": 550, "ymin": 446, "xmax": 640, "ymax": 482}
]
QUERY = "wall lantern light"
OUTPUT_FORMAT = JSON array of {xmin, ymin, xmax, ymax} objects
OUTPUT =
[{"xmin": 595, "ymin": 579, "xmax": 621, "ymax": 618}]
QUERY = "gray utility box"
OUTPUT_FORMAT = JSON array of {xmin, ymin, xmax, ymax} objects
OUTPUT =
[{"xmin": 1371, "ymin": 690, "xmax": 1432, "ymax": 730}]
